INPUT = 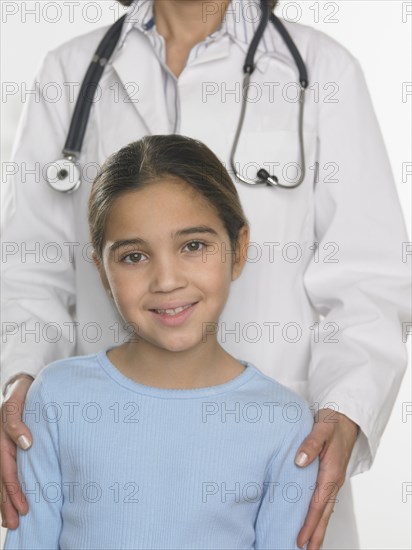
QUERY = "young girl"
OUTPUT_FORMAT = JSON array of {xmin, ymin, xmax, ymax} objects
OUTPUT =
[{"xmin": 4, "ymin": 134, "xmax": 319, "ymax": 550}]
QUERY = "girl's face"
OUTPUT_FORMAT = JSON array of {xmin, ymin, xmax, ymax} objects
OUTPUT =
[{"xmin": 94, "ymin": 178, "xmax": 249, "ymax": 354}]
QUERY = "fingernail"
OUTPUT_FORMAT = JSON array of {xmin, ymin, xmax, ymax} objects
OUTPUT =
[
  {"xmin": 17, "ymin": 434, "xmax": 31, "ymax": 449},
  {"xmin": 295, "ymin": 451, "xmax": 308, "ymax": 466}
]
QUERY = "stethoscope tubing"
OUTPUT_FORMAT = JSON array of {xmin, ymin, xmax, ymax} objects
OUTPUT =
[
  {"xmin": 230, "ymin": 0, "xmax": 308, "ymax": 188},
  {"xmin": 64, "ymin": 13, "xmax": 127, "ymax": 158},
  {"xmin": 47, "ymin": 0, "xmax": 309, "ymax": 192}
]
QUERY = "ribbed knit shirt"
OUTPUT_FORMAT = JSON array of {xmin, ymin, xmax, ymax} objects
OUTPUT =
[{"xmin": 4, "ymin": 348, "xmax": 319, "ymax": 549}]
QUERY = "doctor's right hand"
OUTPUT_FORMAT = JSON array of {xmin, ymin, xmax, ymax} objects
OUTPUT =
[{"xmin": 1, "ymin": 374, "xmax": 34, "ymax": 529}]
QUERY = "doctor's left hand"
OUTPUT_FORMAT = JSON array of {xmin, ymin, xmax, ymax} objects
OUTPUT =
[{"xmin": 294, "ymin": 407, "xmax": 359, "ymax": 550}]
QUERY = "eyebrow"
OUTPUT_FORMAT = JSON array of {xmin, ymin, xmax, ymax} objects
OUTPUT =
[{"xmin": 108, "ymin": 225, "xmax": 220, "ymax": 253}]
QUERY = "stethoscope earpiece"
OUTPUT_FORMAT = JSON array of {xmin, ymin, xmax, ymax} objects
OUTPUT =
[{"xmin": 257, "ymin": 169, "xmax": 279, "ymax": 186}]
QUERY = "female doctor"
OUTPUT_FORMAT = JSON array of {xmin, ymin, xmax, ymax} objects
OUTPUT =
[{"xmin": 1, "ymin": 0, "xmax": 410, "ymax": 549}]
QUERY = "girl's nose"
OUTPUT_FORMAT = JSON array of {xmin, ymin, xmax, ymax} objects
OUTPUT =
[{"xmin": 148, "ymin": 256, "xmax": 188, "ymax": 293}]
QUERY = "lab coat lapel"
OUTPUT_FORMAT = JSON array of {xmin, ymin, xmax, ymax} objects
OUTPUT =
[{"xmin": 111, "ymin": 30, "xmax": 170, "ymax": 135}]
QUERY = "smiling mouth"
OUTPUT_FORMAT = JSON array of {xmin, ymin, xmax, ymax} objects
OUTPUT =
[{"xmin": 150, "ymin": 303, "xmax": 198, "ymax": 316}]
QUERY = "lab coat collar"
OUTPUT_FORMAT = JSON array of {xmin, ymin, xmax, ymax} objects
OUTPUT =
[
  {"xmin": 111, "ymin": 29, "xmax": 170, "ymax": 135},
  {"xmin": 116, "ymin": 0, "xmax": 273, "ymax": 56},
  {"xmin": 110, "ymin": 0, "xmax": 289, "ymax": 135}
]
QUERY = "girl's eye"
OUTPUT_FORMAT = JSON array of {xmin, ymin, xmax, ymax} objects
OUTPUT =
[
  {"xmin": 122, "ymin": 252, "xmax": 147, "ymax": 264},
  {"xmin": 184, "ymin": 241, "xmax": 205, "ymax": 252}
]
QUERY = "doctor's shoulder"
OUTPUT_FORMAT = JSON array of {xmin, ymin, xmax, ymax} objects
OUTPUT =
[
  {"xmin": 35, "ymin": 24, "xmax": 114, "ymax": 88},
  {"xmin": 272, "ymin": 16, "xmax": 363, "ymax": 80}
]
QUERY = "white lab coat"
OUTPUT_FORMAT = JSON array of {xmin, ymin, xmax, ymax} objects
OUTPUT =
[{"xmin": 1, "ymin": 4, "xmax": 410, "ymax": 548}]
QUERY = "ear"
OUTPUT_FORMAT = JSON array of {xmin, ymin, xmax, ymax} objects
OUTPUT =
[
  {"xmin": 231, "ymin": 225, "xmax": 250, "ymax": 281},
  {"xmin": 92, "ymin": 250, "xmax": 111, "ymax": 295}
]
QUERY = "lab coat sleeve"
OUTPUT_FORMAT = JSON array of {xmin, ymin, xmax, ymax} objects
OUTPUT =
[
  {"xmin": 254, "ymin": 404, "xmax": 319, "ymax": 549},
  {"xmin": 303, "ymin": 55, "xmax": 411, "ymax": 478},
  {"xmin": 3, "ymin": 374, "xmax": 63, "ymax": 549},
  {"xmin": 1, "ymin": 50, "xmax": 76, "ymax": 394}
]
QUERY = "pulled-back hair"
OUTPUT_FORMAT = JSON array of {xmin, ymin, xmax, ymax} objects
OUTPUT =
[{"xmin": 88, "ymin": 135, "xmax": 248, "ymax": 261}]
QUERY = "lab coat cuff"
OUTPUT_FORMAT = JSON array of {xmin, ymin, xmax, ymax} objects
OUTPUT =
[
  {"xmin": 309, "ymin": 393, "xmax": 376, "ymax": 479},
  {"xmin": 1, "ymin": 360, "xmax": 40, "ymax": 398}
]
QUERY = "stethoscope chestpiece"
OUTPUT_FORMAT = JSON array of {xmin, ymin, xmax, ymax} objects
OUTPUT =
[{"xmin": 46, "ymin": 156, "xmax": 81, "ymax": 193}]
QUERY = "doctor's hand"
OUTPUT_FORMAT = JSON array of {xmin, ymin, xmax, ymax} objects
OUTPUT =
[
  {"xmin": 294, "ymin": 407, "xmax": 359, "ymax": 550},
  {"xmin": 0, "ymin": 374, "xmax": 34, "ymax": 529}
]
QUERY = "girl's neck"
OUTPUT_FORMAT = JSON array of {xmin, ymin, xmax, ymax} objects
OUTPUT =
[{"xmin": 107, "ymin": 340, "xmax": 245, "ymax": 390}]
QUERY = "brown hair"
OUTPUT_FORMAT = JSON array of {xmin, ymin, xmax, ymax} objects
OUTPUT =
[
  {"xmin": 88, "ymin": 135, "xmax": 248, "ymax": 261},
  {"xmin": 116, "ymin": 0, "xmax": 279, "ymax": 11}
]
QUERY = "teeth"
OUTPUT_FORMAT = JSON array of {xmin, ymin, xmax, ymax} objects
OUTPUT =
[{"xmin": 155, "ymin": 303, "xmax": 193, "ymax": 315}]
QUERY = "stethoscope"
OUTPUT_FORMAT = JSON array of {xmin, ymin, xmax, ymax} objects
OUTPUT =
[{"xmin": 46, "ymin": 0, "xmax": 308, "ymax": 193}]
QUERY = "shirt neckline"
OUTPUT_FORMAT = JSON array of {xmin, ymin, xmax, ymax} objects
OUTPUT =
[
  {"xmin": 96, "ymin": 346, "xmax": 258, "ymax": 399},
  {"xmin": 116, "ymin": 0, "xmax": 272, "ymax": 55}
]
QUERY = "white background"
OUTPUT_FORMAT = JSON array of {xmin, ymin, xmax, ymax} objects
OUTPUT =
[{"xmin": 1, "ymin": 1, "xmax": 411, "ymax": 548}]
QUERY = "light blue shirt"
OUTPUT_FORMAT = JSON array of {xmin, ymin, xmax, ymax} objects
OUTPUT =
[{"xmin": 5, "ymin": 348, "xmax": 319, "ymax": 549}]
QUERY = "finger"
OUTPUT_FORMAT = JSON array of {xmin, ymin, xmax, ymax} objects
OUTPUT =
[
  {"xmin": 1, "ymin": 460, "xmax": 29, "ymax": 517},
  {"xmin": 2, "ymin": 399, "xmax": 32, "ymax": 450},
  {"xmin": 296, "ymin": 483, "xmax": 326, "ymax": 548},
  {"xmin": 295, "ymin": 431, "xmax": 328, "ymax": 468},
  {"xmin": 2, "ymin": 375, "xmax": 34, "ymax": 450},
  {"xmin": 306, "ymin": 500, "xmax": 336, "ymax": 550},
  {"xmin": 297, "ymin": 459, "xmax": 344, "ymax": 548},
  {"xmin": 1, "ymin": 483, "xmax": 25, "ymax": 530},
  {"xmin": 0, "ymin": 437, "xmax": 28, "ymax": 517}
]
